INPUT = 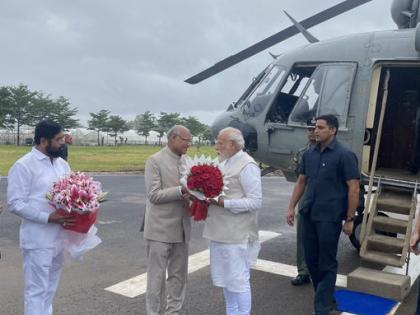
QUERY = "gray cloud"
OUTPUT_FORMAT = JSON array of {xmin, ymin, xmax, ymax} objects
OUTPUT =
[{"xmin": 0, "ymin": 0, "xmax": 395, "ymax": 125}]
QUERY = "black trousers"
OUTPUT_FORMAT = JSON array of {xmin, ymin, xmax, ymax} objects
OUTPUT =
[
  {"xmin": 302, "ymin": 216, "xmax": 342, "ymax": 315},
  {"xmin": 416, "ymin": 280, "xmax": 420, "ymax": 315}
]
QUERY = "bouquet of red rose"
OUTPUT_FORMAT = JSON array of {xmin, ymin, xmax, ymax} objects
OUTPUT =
[
  {"xmin": 46, "ymin": 172, "xmax": 107, "ymax": 233},
  {"xmin": 181, "ymin": 156, "xmax": 225, "ymax": 221}
]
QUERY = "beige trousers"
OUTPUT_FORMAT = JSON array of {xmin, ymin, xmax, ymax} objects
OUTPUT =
[{"xmin": 146, "ymin": 240, "xmax": 189, "ymax": 315}]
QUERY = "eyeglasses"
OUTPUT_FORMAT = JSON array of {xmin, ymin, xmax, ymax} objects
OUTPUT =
[{"xmin": 177, "ymin": 135, "xmax": 193, "ymax": 143}]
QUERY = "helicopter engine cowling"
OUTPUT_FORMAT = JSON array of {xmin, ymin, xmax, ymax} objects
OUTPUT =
[
  {"xmin": 391, "ymin": 0, "xmax": 420, "ymax": 29},
  {"xmin": 211, "ymin": 111, "xmax": 258, "ymax": 152}
]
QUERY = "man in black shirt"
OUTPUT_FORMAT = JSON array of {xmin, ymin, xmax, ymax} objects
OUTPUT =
[
  {"xmin": 58, "ymin": 134, "xmax": 72, "ymax": 161},
  {"xmin": 287, "ymin": 114, "xmax": 360, "ymax": 315}
]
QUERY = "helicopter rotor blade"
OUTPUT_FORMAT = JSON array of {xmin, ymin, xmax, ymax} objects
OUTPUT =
[
  {"xmin": 283, "ymin": 10, "xmax": 319, "ymax": 43},
  {"xmin": 185, "ymin": 0, "xmax": 372, "ymax": 84}
]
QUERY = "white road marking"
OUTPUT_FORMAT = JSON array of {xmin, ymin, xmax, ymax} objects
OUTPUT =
[
  {"xmin": 387, "ymin": 302, "xmax": 401, "ymax": 315},
  {"xmin": 252, "ymin": 259, "xmax": 347, "ymax": 288},
  {"xmin": 104, "ymin": 229, "xmax": 403, "ymax": 315},
  {"xmin": 105, "ymin": 230, "xmax": 281, "ymax": 298}
]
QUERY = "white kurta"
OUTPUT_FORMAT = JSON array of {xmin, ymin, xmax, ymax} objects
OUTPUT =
[
  {"xmin": 7, "ymin": 147, "xmax": 70, "ymax": 315},
  {"xmin": 7, "ymin": 147, "xmax": 70, "ymax": 249},
  {"xmin": 210, "ymin": 151, "xmax": 262, "ymax": 292}
]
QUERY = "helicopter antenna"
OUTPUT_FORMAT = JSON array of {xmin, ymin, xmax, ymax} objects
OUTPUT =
[
  {"xmin": 269, "ymin": 52, "xmax": 281, "ymax": 59},
  {"xmin": 185, "ymin": 0, "xmax": 372, "ymax": 84},
  {"xmin": 283, "ymin": 10, "xmax": 319, "ymax": 43}
]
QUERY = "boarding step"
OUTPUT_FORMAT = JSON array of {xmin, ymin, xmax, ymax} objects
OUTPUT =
[
  {"xmin": 347, "ymin": 267, "xmax": 410, "ymax": 301},
  {"xmin": 367, "ymin": 234, "xmax": 405, "ymax": 254},
  {"xmin": 373, "ymin": 216, "xmax": 408, "ymax": 234},
  {"xmin": 376, "ymin": 189, "xmax": 412, "ymax": 215},
  {"xmin": 362, "ymin": 249, "xmax": 403, "ymax": 267}
]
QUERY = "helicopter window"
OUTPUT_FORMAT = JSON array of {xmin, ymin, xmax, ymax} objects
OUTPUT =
[
  {"xmin": 288, "ymin": 63, "xmax": 356, "ymax": 127},
  {"xmin": 236, "ymin": 65, "xmax": 270, "ymax": 105},
  {"xmin": 289, "ymin": 69, "xmax": 324, "ymax": 123},
  {"xmin": 242, "ymin": 65, "xmax": 285, "ymax": 117},
  {"xmin": 317, "ymin": 64, "xmax": 356, "ymax": 127},
  {"xmin": 281, "ymin": 74, "xmax": 310, "ymax": 97},
  {"xmin": 265, "ymin": 65, "xmax": 316, "ymax": 123}
]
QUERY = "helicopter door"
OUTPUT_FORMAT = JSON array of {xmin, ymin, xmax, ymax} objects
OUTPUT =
[{"xmin": 266, "ymin": 62, "xmax": 356, "ymax": 180}]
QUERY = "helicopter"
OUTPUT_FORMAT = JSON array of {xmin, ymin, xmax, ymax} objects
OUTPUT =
[{"xmin": 185, "ymin": 0, "xmax": 420, "ymax": 301}]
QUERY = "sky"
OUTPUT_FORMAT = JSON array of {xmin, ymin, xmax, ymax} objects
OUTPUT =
[{"xmin": 0, "ymin": 0, "xmax": 396, "ymax": 126}]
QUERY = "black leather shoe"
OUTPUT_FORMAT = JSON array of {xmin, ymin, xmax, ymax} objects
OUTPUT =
[{"xmin": 291, "ymin": 274, "xmax": 311, "ymax": 286}]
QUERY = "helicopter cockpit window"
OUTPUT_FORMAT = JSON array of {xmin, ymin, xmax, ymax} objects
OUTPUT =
[
  {"xmin": 289, "ymin": 69, "xmax": 324, "ymax": 123},
  {"xmin": 288, "ymin": 63, "xmax": 356, "ymax": 127},
  {"xmin": 242, "ymin": 65, "xmax": 285, "ymax": 118},
  {"xmin": 266, "ymin": 65, "xmax": 316, "ymax": 123}
]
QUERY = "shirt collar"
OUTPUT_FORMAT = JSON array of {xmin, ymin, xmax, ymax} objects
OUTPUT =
[
  {"xmin": 314, "ymin": 137, "xmax": 337, "ymax": 152},
  {"xmin": 32, "ymin": 147, "xmax": 50, "ymax": 160},
  {"xmin": 224, "ymin": 150, "xmax": 244, "ymax": 166},
  {"xmin": 164, "ymin": 146, "xmax": 182, "ymax": 160}
]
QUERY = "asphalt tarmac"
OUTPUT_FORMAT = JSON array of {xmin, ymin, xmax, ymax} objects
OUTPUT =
[{"xmin": 0, "ymin": 175, "xmax": 417, "ymax": 314}]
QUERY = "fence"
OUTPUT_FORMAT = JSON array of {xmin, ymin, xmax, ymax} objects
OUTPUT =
[{"xmin": 0, "ymin": 128, "xmax": 207, "ymax": 146}]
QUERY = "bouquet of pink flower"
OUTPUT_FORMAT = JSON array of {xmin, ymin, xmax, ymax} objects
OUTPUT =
[{"xmin": 47, "ymin": 172, "xmax": 107, "ymax": 233}]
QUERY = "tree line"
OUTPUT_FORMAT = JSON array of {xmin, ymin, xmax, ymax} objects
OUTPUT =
[
  {"xmin": 0, "ymin": 84, "xmax": 79, "ymax": 145},
  {"xmin": 88, "ymin": 110, "xmax": 213, "ymax": 146},
  {"xmin": 0, "ymin": 84, "xmax": 213, "ymax": 146}
]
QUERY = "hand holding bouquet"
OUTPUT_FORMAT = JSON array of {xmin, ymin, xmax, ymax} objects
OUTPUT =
[
  {"xmin": 181, "ymin": 155, "xmax": 226, "ymax": 221},
  {"xmin": 47, "ymin": 172, "xmax": 107, "ymax": 233}
]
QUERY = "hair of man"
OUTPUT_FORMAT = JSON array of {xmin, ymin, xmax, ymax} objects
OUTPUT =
[
  {"xmin": 34, "ymin": 120, "xmax": 63, "ymax": 145},
  {"xmin": 315, "ymin": 114, "xmax": 339, "ymax": 135},
  {"xmin": 167, "ymin": 125, "xmax": 189, "ymax": 140},
  {"xmin": 219, "ymin": 127, "xmax": 245, "ymax": 150}
]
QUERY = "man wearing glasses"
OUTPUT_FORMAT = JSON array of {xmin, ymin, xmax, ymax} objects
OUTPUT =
[{"xmin": 143, "ymin": 125, "xmax": 192, "ymax": 315}]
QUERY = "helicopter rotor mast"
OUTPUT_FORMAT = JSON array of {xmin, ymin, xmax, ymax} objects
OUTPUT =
[
  {"xmin": 185, "ymin": 0, "xmax": 372, "ymax": 85},
  {"xmin": 391, "ymin": 0, "xmax": 420, "ymax": 29}
]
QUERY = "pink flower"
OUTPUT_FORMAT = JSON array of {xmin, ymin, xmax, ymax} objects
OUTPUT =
[{"xmin": 46, "ymin": 172, "xmax": 107, "ymax": 213}]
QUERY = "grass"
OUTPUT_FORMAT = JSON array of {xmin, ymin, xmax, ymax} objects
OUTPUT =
[{"xmin": 0, "ymin": 145, "xmax": 216, "ymax": 176}]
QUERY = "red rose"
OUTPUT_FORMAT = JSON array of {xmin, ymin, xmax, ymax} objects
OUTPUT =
[{"xmin": 186, "ymin": 163, "xmax": 224, "ymax": 220}]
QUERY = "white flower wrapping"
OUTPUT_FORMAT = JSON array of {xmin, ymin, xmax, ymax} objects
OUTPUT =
[{"xmin": 47, "ymin": 172, "xmax": 104, "ymax": 263}]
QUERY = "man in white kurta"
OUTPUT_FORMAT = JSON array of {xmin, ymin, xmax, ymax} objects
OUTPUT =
[
  {"xmin": 204, "ymin": 127, "xmax": 262, "ymax": 315},
  {"xmin": 0, "ymin": 180, "xmax": 3, "ymax": 259},
  {"xmin": 7, "ymin": 120, "xmax": 75, "ymax": 315}
]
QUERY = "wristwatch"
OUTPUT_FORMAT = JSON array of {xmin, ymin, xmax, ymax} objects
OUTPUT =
[{"xmin": 345, "ymin": 216, "xmax": 354, "ymax": 222}]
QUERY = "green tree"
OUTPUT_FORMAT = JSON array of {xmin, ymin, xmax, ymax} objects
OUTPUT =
[
  {"xmin": 29, "ymin": 94, "xmax": 79, "ymax": 129},
  {"xmin": 107, "ymin": 115, "xmax": 129, "ymax": 145},
  {"xmin": 52, "ymin": 96, "xmax": 79, "ymax": 129},
  {"xmin": 125, "ymin": 120, "xmax": 135, "ymax": 130},
  {"xmin": 134, "ymin": 111, "xmax": 156, "ymax": 144},
  {"xmin": 7, "ymin": 84, "xmax": 38, "ymax": 146},
  {"xmin": 200, "ymin": 125, "xmax": 214, "ymax": 144},
  {"xmin": 88, "ymin": 109, "xmax": 110, "ymax": 145},
  {"xmin": 154, "ymin": 112, "xmax": 181, "ymax": 145},
  {"xmin": 181, "ymin": 116, "xmax": 208, "ymax": 146},
  {"xmin": 0, "ymin": 86, "xmax": 13, "ymax": 129},
  {"xmin": 29, "ymin": 93, "xmax": 55, "ymax": 122}
]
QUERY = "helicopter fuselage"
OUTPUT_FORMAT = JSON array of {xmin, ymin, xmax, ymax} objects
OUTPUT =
[{"xmin": 212, "ymin": 27, "xmax": 420, "ymax": 186}]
